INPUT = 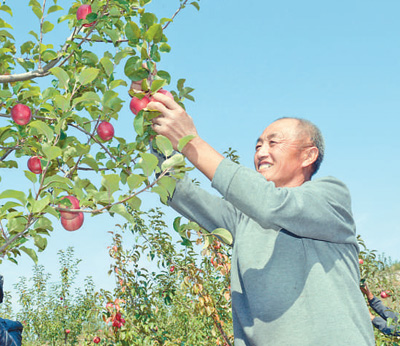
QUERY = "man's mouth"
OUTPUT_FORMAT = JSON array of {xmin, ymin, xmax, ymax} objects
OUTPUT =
[{"xmin": 258, "ymin": 162, "xmax": 272, "ymax": 170}]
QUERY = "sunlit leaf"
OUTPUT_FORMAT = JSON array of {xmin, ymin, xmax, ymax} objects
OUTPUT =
[
  {"xmin": 211, "ymin": 228, "xmax": 233, "ymax": 245},
  {"xmin": 101, "ymin": 174, "xmax": 120, "ymax": 195},
  {"xmin": 155, "ymin": 135, "xmax": 173, "ymax": 157},
  {"xmin": 137, "ymin": 153, "xmax": 158, "ymax": 177},
  {"xmin": 0, "ymin": 190, "xmax": 26, "ymax": 204},
  {"xmin": 42, "ymin": 143, "xmax": 62, "ymax": 160},
  {"xmin": 78, "ymin": 68, "xmax": 100, "ymax": 85},
  {"xmin": 177, "ymin": 135, "xmax": 196, "ymax": 152},
  {"xmin": 20, "ymin": 246, "xmax": 38, "ymax": 263},
  {"xmin": 50, "ymin": 67, "xmax": 70, "ymax": 89},
  {"xmin": 42, "ymin": 21, "xmax": 54, "ymax": 34},
  {"xmin": 127, "ymin": 174, "xmax": 146, "ymax": 191},
  {"xmin": 29, "ymin": 120, "xmax": 54, "ymax": 141}
]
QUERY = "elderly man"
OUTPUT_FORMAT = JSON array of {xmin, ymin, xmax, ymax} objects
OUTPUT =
[{"xmin": 148, "ymin": 93, "xmax": 375, "ymax": 345}]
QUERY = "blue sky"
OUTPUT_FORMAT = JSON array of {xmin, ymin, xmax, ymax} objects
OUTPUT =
[{"xmin": 1, "ymin": 0, "xmax": 399, "ymax": 300}]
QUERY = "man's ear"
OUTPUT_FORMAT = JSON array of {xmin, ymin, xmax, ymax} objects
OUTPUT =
[{"xmin": 302, "ymin": 147, "xmax": 319, "ymax": 168}]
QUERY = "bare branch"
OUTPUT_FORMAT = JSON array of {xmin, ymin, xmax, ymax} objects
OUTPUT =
[{"xmin": 163, "ymin": 0, "xmax": 190, "ymax": 30}]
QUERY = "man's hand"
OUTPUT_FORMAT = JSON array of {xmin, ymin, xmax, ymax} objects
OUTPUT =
[
  {"xmin": 148, "ymin": 93, "xmax": 224, "ymax": 181},
  {"xmin": 148, "ymin": 93, "xmax": 198, "ymax": 151}
]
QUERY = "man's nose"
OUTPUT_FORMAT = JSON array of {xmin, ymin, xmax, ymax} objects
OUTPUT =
[{"xmin": 256, "ymin": 144, "xmax": 269, "ymax": 158}]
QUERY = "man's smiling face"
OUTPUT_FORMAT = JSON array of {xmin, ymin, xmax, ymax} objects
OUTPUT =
[{"xmin": 254, "ymin": 118, "xmax": 312, "ymax": 188}]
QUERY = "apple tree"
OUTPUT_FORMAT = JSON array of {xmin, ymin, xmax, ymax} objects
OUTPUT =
[{"xmin": 0, "ymin": 0, "xmax": 201, "ymax": 264}]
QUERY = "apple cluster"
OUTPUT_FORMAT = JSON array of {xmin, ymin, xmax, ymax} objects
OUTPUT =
[
  {"xmin": 58, "ymin": 196, "xmax": 84, "ymax": 231},
  {"xmin": 111, "ymin": 312, "xmax": 126, "ymax": 328}
]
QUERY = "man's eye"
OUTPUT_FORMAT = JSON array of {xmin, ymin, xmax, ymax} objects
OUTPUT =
[
  {"xmin": 255, "ymin": 145, "xmax": 261, "ymax": 151},
  {"xmin": 269, "ymin": 141, "xmax": 277, "ymax": 146}
]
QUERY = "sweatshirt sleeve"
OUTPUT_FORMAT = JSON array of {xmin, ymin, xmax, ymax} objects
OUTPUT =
[
  {"xmin": 168, "ymin": 174, "xmax": 239, "ymax": 244},
  {"xmin": 369, "ymin": 296, "xmax": 399, "ymax": 322},
  {"xmin": 211, "ymin": 158, "xmax": 356, "ymax": 243}
]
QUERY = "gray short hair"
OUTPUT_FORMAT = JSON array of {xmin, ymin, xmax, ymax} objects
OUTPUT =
[{"xmin": 276, "ymin": 117, "xmax": 325, "ymax": 176}]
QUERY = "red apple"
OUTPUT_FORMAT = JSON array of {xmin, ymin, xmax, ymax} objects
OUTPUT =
[
  {"xmin": 97, "ymin": 121, "xmax": 114, "ymax": 141},
  {"xmin": 93, "ymin": 336, "xmax": 101, "ymax": 344},
  {"xmin": 61, "ymin": 212, "xmax": 84, "ymax": 231},
  {"xmin": 27, "ymin": 156, "xmax": 42, "ymax": 174},
  {"xmin": 359, "ymin": 259, "xmax": 364, "ymax": 265},
  {"xmin": 76, "ymin": 4, "xmax": 95, "ymax": 27},
  {"xmin": 129, "ymin": 95, "xmax": 150, "ymax": 115},
  {"xmin": 65, "ymin": 329, "xmax": 71, "ymax": 334},
  {"xmin": 11, "ymin": 104, "xmax": 32, "ymax": 125},
  {"xmin": 170, "ymin": 266, "xmax": 175, "ymax": 273},
  {"xmin": 59, "ymin": 196, "xmax": 80, "ymax": 220},
  {"xmin": 380, "ymin": 291, "xmax": 388, "ymax": 299}
]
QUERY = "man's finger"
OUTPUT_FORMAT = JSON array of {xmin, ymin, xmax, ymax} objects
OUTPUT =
[{"xmin": 151, "ymin": 92, "xmax": 180, "ymax": 110}]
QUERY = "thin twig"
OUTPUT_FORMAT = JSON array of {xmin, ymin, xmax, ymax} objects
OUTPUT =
[{"xmin": 38, "ymin": 0, "xmax": 48, "ymax": 70}]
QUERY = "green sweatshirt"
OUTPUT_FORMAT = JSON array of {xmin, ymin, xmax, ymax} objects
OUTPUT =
[{"xmin": 169, "ymin": 158, "xmax": 375, "ymax": 345}]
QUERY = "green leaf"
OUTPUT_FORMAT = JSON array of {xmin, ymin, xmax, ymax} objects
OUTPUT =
[
  {"xmin": 20, "ymin": 246, "xmax": 38, "ymax": 263},
  {"xmin": 126, "ymin": 195, "xmax": 141, "ymax": 210},
  {"xmin": 42, "ymin": 21, "xmax": 54, "ymax": 34},
  {"xmin": 77, "ymin": 68, "xmax": 100, "ymax": 85},
  {"xmin": 211, "ymin": 228, "xmax": 233, "ymax": 245},
  {"xmin": 43, "ymin": 175, "xmax": 73, "ymax": 189},
  {"xmin": 0, "ymin": 29, "xmax": 14, "ymax": 40},
  {"xmin": 31, "ymin": 195, "xmax": 51, "ymax": 213},
  {"xmin": 127, "ymin": 67, "xmax": 149, "ymax": 82},
  {"xmin": 140, "ymin": 12, "xmax": 157, "ymax": 27},
  {"xmin": 47, "ymin": 5, "xmax": 63, "ymax": 14},
  {"xmin": 109, "ymin": 79, "xmax": 127, "ymax": 90},
  {"xmin": 0, "ymin": 190, "xmax": 26, "ymax": 204},
  {"xmin": 80, "ymin": 156, "xmax": 99, "ymax": 171},
  {"xmin": 24, "ymin": 170, "xmax": 38, "ymax": 184},
  {"xmin": 151, "ymin": 185, "xmax": 169, "ymax": 204},
  {"xmin": 41, "ymin": 49, "xmax": 57, "ymax": 62},
  {"xmin": 161, "ymin": 153, "xmax": 185, "ymax": 171},
  {"xmin": 50, "ymin": 67, "xmax": 69, "ymax": 89},
  {"xmin": 20, "ymin": 41, "xmax": 35, "ymax": 54},
  {"xmin": 160, "ymin": 43, "xmax": 171, "ymax": 53},
  {"xmin": 0, "ymin": 18, "xmax": 12, "ymax": 29},
  {"xmin": 150, "ymin": 80, "xmax": 166, "ymax": 93},
  {"xmin": 103, "ymin": 28, "xmax": 119, "ymax": 44},
  {"xmin": 173, "ymin": 217, "xmax": 182, "ymax": 233},
  {"xmin": 177, "ymin": 135, "xmax": 196, "ymax": 152},
  {"xmin": 125, "ymin": 21, "xmax": 141, "ymax": 42},
  {"xmin": 29, "ymin": 30, "xmax": 39, "ymax": 40},
  {"xmin": 133, "ymin": 112, "xmax": 144, "ymax": 136},
  {"xmin": 157, "ymin": 70, "xmax": 171, "ymax": 84},
  {"xmin": 0, "ymin": 5, "xmax": 13, "ymax": 16},
  {"xmin": 101, "ymin": 174, "xmax": 120, "ymax": 196},
  {"xmin": 181, "ymin": 238, "xmax": 192, "ymax": 247},
  {"xmin": 42, "ymin": 143, "xmax": 62, "ymax": 160},
  {"xmin": 155, "ymin": 135, "xmax": 173, "ymax": 157},
  {"xmin": 34, "ymin": 234, "xmax": 47, "ymax": 252},
  {"xmin": 137, "ymin": 153, "xmax": 158, "ymax": 177},
  {"xmin": 72, "ymin": 91, "xmax": 100, "ymax": 106},
  {"xmin": 53, "ymin": 95, "xmax": 70, "ymax": 112},
  {"xmin": 127, "ymin": 174, "xmax": 146, "ymax": 191},
  {"xmin": 109, "ymin": 204, "xmax": 135, "ymax": 224},
  {"xmin": 29, "ymin": 120, "xmax": 54, "ymax": 141},
  {"xmin": 100, "ymin": 57, "xmax": 114, "ymax": 76},
  {"xmin": 31, "ymin": 6, "xmax": 42, "ymax": 19},
  {"xmin": 0, "ymin": 90, "xmax": 12, "ymax": 98},
  {"xmin": 190, "ymin": 1, "xmax": 200, "ymax": 10},
  {"xmin": 145, "ymin": 24, "xmax": 163, "ymax": 43},
  {"xmin": 157, "ymin": 176, "xmax": 176, "ymax": 197}
]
